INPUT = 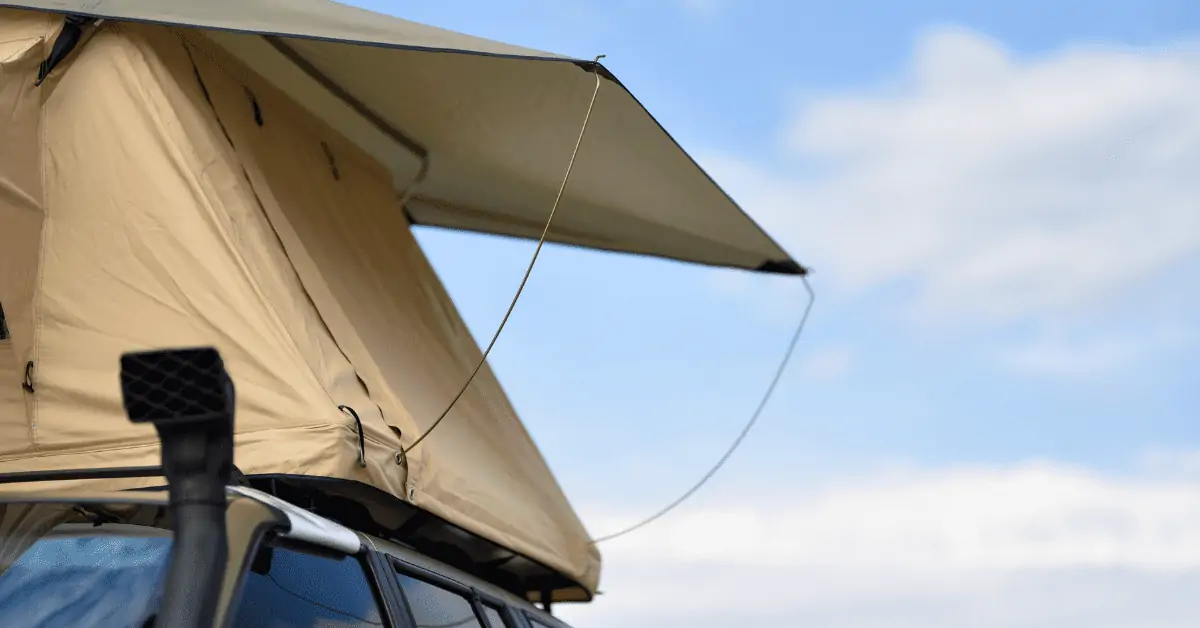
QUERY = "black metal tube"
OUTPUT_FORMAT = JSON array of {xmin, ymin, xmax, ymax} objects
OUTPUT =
[
  {"xmin": 152, "ymin": 425, "xmax": 232, "ymax": 628},
  {"xmin": 0, "ymin": 465, "xmax": 162, "ymax": 485},
  {"xmin": 158, "ymin": 500, "xmax": 228, "ymax": 628}
]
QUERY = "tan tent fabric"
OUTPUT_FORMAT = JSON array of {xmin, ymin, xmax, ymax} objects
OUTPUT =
[
  {"xmin": 0, "ymin": 11, "xmax": 48, "ymax": 454},
  {"xmin": 0, "ymin": 341, "xmax": 29, "ymax": 457},
  {"xmin": 0, "ymin": 12, "xmax": 599, "ymax": 594},
  {"xmin": 2, "ymin": 0, "xmax": 803, "ymax": 275}
]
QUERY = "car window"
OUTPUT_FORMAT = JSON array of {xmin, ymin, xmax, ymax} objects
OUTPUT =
[
  {"xmin": 233, "ymin": 542, "xmax": 385, "ymax": 627},
  {"xmin": 395, "ymin": 571, "xmax": 483, "ymax": 628},
  {"xmin": 0, "ymin": 525, "xmax": 171, "ymax": 628}
]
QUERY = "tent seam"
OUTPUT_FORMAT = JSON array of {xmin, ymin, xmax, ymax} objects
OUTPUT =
[{"xmin": 27, "ymin": 15, "xmax": 53, "ymax": 454}]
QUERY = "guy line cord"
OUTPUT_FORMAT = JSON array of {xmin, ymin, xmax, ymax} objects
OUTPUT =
[
  {"xmin": 401, "ymin": 53, "xmax": 817, "ymax": 546},
  {"xmin": 591, "ymin": 276, "xmax": 814, "ymax": 544},
  {"xmin": 401, "ymin": 55, "xmax": 607, "ymax": 457}
]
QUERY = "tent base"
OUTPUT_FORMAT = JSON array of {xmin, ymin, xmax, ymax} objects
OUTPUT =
[{"xmin": 240, "ymin": 474, "xmax": 592, "ymax": 603}]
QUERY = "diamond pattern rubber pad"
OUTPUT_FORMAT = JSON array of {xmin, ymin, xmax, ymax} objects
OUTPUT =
[{"xmin": 119, "ymin": 348, "xmax": 230, "ymax": 423}]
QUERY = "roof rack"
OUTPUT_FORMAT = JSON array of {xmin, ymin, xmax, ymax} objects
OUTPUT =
[
  {"xmin": 0, "ymin": 462, "xmax": 585, "ymax": 600},
  {"xmin": 0, "ymin": 465, "xmax": 163, "ymax": 485}
]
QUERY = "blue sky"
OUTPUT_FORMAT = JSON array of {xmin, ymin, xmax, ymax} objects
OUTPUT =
[{"xmin": 356, "ymin": 1, "xmax": 1199, "ymax": 625}]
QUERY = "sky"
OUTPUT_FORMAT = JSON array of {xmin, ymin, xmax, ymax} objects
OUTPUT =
[{"xmin": 353, "ymin": 1, "xmax": 1200, "ymax": 625}]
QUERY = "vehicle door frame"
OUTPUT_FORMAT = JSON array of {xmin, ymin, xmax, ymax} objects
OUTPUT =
[{"xmin": 382, "ymin": 552, "xmax": 539, "ymax": 628}]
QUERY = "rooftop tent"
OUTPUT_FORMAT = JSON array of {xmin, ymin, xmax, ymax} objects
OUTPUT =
[
  {"xmin": 0, "ymin": 0, "xmax": 802, "ymax": 603},
  {"xmin": 0, "ymin": 11, "xmax": 602, "ymax": 599}
]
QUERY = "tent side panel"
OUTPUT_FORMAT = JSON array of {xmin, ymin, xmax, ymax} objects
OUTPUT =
[
  {"xmin": 181, "ymin": 30, "xmax": 599, "ymax": 589},
  {"xmin": 0, "ymin": 13, "xmax": 598, "ymax": 593},
  {"xmin": 11, "ymin": 21, "xmax": 381, "ymax": 482},
  {"xmin": 0, "ymin": 10, "xmax": 56, "ymax": 456}
]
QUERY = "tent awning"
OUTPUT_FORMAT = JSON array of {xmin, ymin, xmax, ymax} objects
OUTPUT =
[{"xmin": 5, "ymin": 0, "xmax": 804, "ymax": 275}]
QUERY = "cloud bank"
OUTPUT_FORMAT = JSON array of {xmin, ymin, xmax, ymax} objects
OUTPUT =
[
  {"xmin": 706, "ymin": 27, "xmax": 1200, "ymax": 325},
  {"xmin": 565, "ymin": 459, "xmax": 1200, "ymax": 627}
]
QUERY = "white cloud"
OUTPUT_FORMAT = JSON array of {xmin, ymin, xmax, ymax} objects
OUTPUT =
[
  {"xmin": 563, "ymin": 459, "xmax": 1200, "ymax": 627},
  {"xmin": 707, "ymin": 27, "xmax": 1200, "ymax": 325}
]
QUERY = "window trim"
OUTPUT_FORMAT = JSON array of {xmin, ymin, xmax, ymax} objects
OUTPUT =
[
  {"xmin": 365, "ymin": 547, "xmax": 412, "ymax": 628},
  {"xmin": 219, "ymin": 516, "xmax": 281, "ymax": 628},
  {"xmin": 389, "ymin": 556, "xmax": 510, "ymax": 628},
  {"xmin": 390, "ymin": 555, "xmax": 474, "ymax": 598},
  {"xmin": 475, "ymin": 597, "xmax": 515, "ymax": 628},
  {"xmin": 522, "ymin": 609, "xmax": 571, "ymax": 628}
]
